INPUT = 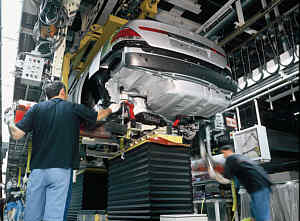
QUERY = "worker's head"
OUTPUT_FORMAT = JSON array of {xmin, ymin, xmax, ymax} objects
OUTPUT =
[
  {"xmin": 220, "ymin": 144, "xmax": 234, "ymax": 158},
  {"xmin": 45, "ymin": 81, "xmax": 67, "ymax": 100}
]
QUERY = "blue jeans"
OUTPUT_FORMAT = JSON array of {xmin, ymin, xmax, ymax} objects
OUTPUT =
[
  {"xmin": 250, "ymin": 187, "xmax": 271, "ymax": 221},
  {"xmin": 15, "ymin": 199, "xmax": 24, "ymax": 221},
  {"xmin": 24, "ymin": 168, "xmax": 72, "ymax": 221}
]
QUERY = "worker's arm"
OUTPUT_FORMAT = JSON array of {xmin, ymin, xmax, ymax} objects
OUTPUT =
[
  {"xmin": 8, "ymin": 123, "xmax": 26, "ymax": 140},
  {"xmin": 74, "ymin": 102, "xmax": 120, "ymax": 126},
  {"xmin": 97, "ymin": 103, "xmax": 120, "ymax": 121},
  {"xmin": 97, "ymin": 108, "xmax": 112, "ymax": 121},
  {"xmin": 4, "ymin": 107, "xmax": 26, "ymax": 140}
]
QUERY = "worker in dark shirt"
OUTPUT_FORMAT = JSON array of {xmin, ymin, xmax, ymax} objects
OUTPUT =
[
  {"xmin": 4, "ymin": 81, "xmax": 120, "ymax": 221},
  {"xmin": 220, "ymin": 144, "xmax": 272, "ymax": 221}
]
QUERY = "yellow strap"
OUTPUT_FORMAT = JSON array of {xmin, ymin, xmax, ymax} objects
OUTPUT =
[
  {"xmin": 200, "ymin": 198, "xmax": 205, "ymax": 214},
  {"xmin": 26, "ymin": 141, "xmax": 32, "ymax": 174},
  {"xmin": 17, "ymin": 167, "xmax": 21, "ymax": 187},
  {"xmin": 231, "ymin": 180, "xmax": 237, "ymax": 212},
  {"xmin": 94, "ymin": 214, "xmax": 100, "ymax": 221}
]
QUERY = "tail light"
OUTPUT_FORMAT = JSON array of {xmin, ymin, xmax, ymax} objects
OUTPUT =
[
  {"xmin": 111, "ymin": 28, "xmax": 142, "ymax": 44},
  {"xmin": 138, "ymin": 26, "xmax": 168, "ymax": 35},
  {"xmin": 210, "ymin": 47, "xmax": 225, "ymax": 58}
]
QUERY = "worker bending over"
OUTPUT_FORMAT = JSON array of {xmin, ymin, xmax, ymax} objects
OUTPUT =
[
  {"xmin": 220, "ymin": 144, "xmax": 273, "ymax": 221},
  {"xmin": 4, "ymin": 81, "xmax": 120, "ymax": 221}
]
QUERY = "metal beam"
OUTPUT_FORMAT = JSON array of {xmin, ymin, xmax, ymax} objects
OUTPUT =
[
  {"xmin": 96, "ymin": 0, "xmax": 119, "ymax": 25},
  {"xmin": 224, "ymin": 74, "xmax": 299, "ymax": 112},
  {"xmin": 266, "ymin": 86, "xmax": 299, "ymax": 102},
  {"xmin": 218, "ymin": 0, "xmax": 286, "ymax": 47},
  {"xmin": 164, "ymin": 0, "xmax": 201, "ymax": 14},
  {"xmin": 195, "ymin": 0, "xmax": 237, "ymax": 34}
]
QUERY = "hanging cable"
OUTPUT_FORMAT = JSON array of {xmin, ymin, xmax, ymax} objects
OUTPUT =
[
  {"xmin": 251, "ymin": 36, "xmax": 265, "ymax": 82},
  {"xmin": 262, "ymin": 30, "xmax": 280, "ymax": 75},
  {"xmin": 287, "ymin": 16, "xmax": 299, "ymax": 59},
  {"xmin": 232, "ymin": 55, "xmax": 238, "ymax": 83},
  {"xmin": 277, "ymin": 18, "xmax": 295, "ymax": 67},
  {"xmin": 293, "ymin": 11, "xmax": 299, "ymax": 27},
  {"xmin": 238, "ymin": 47, "xmax": 248, "ymax": 91},
  {"xmin": 246, "ymin": 47, "xmax": 252, "ymax": 76},
  {"xmin": 246, "ymin": 45, "xmax": 261, "ymax": 83},
  {"xmin": 227, "ymin": 55, "xmax": 237, "ymax": 84}
]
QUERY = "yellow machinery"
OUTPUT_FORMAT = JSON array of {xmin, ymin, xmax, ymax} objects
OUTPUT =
[
  {"xmin": 62, "ymin": 0, "xmax": 160, "ymax": 92},
  {"xmin": 62, "ymin": 15, "xmax": 128, "ymax": 92}
]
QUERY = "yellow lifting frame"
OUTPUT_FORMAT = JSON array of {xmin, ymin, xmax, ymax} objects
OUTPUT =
[
  {"xmin": 62, "ymin": 52, "xmax": 71, "ymax": 92},
  {"xmin": 61, "ymin": 2, "xmax": 161, "ymax": 89},
  {"xmin": 110, "ymin": 134, "xmax": 189, "ymax": 160},
  {"xmin": 138, "ymin": 0, "xmax": 160, "ymax": 19},
  {"xmin": 61, "ymin": 15, "xmax": 128, "ymax": 90}
]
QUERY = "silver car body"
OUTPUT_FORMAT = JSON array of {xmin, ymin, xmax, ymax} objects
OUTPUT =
[{"xmin": 78, "ymin": 19, "xmax": 236, "ymax": 120}]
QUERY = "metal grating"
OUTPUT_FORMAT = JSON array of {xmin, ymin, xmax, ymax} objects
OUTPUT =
[{"xmin": 107, "ymin": 143, "xmax": 193, "ymax": 221}]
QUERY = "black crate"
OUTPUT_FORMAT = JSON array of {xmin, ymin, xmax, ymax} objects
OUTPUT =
[{"xmin": 107, "ymin": 142, "xmax": 193, "ymax": 221}]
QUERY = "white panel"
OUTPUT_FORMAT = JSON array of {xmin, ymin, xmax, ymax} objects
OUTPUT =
[
  {"xmin": 161, "ymin": 214, "xmax": 208, "ymax": 221},
  {"xmin": 21, "ymin": 55, "xmax": 45, "ymax": 86},
  {"xmin": 51, "ymin": 31, "xmax": 67, "ymax": 78},
  {"xmin": 51, "ymin": 0, "xmax": 81, "ymax": 78},
  {"xmin": 165, "ymin": 0, "xmax": 202, "ymax": 14},
  {"xmin": 233, "ymin": 125, "xmax": 271, "ymax": 162},
  {"xmin": 155, "ymin": 9, "xmax": 201, "ymax": 32}
]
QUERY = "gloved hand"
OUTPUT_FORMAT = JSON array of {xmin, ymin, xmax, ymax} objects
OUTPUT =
[
  {"xmin": 4, "ymin": 107, "xmax": 15, "ymax": 126},
  {"xmin": 109, "ymin": 103, "xmax": 121, "ymax": 113}
]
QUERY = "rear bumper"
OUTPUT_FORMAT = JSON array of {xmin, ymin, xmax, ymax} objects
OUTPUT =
[
  {"xmin": 103, "ymin": 41, "xmax": 237, "ymax": 92},
  {"xmin": 124, "ymin": 50, "xmax": 237, "ymax": 93}
]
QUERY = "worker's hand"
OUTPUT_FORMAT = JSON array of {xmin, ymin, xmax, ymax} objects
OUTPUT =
[
  {"xmin": 108, "ymin": 103, "xmax": 121, "ymax": 113},
  {"xmin": 4, "ymin": 107, "xmax": 15, "ymax": 126}
]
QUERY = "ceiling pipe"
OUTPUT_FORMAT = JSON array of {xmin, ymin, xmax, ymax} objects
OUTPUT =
[
  {"xmin": 204, "ymin": 0, "xmax": 257, "ymax": 39},
  {"xmin": 229, "ymin": 4, "xmax": 299, "ymax": 54},
  {"xmin": 218, "ymin": 0, "xmax": 286, "ymax": 47}
]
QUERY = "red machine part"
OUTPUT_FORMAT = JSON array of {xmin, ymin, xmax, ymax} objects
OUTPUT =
[
  {"xmin": 122, "ymin": 100, "xmax": 135, "ymax": 120},
  {"xmin": 15, "ymin": 104, "xmax": 32, "ymax": 124}
]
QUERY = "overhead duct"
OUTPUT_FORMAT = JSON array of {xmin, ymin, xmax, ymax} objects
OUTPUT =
[{"xmin": 198, "ymin": 0, "xmax": 257, "ymax": 39}]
